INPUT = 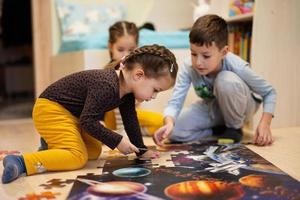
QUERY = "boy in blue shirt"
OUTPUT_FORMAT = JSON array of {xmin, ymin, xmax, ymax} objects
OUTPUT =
[{"xmin": 154, "ymin": 14, "xmax": 276, "ymax": 146}]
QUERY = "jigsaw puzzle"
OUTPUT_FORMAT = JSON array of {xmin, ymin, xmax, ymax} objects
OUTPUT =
[
  {"xmin": 39, "ymin": 178, "xmax": 75, "ymax": 189},
  {"xmin": 18, "ymin": 191, "xmax": 60, "ymax": 200},
  {"xmin": 67, "ymin": 141, "xmax": 300, "ymax": 200}
]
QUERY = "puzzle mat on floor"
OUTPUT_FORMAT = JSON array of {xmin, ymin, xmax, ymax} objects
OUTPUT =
[{"xmin": 68, "ymin": 141, "xmax": 300, "ymax": 200}]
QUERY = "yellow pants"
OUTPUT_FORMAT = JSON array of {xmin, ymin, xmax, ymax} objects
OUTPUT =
[
  {"xmin": 104, "ymin": 108, "xmax": 163, "ymax": 136},
  {"xmin": 23, "ymin": 98, "xmax": 102, "ymax": 175}
]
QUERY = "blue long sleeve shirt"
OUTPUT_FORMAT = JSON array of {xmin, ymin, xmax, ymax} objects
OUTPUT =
[{"xmin": 164, "ymin": 52, "xmax": 277, "ymax": 119}]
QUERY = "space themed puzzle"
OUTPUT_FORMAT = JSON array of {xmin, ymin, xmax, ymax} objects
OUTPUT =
[{"xmin": 67, "ymin": 141, "xmax": 300, "ymax": 200}]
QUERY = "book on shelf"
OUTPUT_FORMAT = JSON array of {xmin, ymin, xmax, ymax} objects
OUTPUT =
[{"xmin": 228, "ymin": 25, "xmax": 252, "ymax": 62}]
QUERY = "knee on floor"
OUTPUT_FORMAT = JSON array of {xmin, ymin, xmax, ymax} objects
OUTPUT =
[{"xmin": 69, "ymin": 150, "xmax": 89, "ymax": 169}]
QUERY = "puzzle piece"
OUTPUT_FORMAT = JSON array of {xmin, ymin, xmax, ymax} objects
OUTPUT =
[
  {"xmin": 149, "ymin": 150, "xmax": 190, "ymax": 168},
  {"xmin": 39, "ymin": 178, "xmax": 75, "ymax": 189},
  {"xmin": 77, "ymin": 172, "xmax": 99, "ymax": 179},
  {"xmin": 103, "ymin": 149, "xmax": 124, "ymax": 158},
  {"xmin": 186, "ymin": 155, "xmax": 207, "ymax": 161},
  {"xmin": 18, "ymin": 191, "xmax": 60, "ymax": 200},
  {"xmin": 206, "ymin": 160, "xmax": 246, "ymax": 175},
  {"xmin": 151, "ymin": 151, "xmax": 181, "ymax": 168},
  {"xmin": 84, "ymin": 173, "xmax": 96, "ymax": 176},
  {"xmin": 96, "ymin": 159, "xmax": 106, "ymax": 169}
]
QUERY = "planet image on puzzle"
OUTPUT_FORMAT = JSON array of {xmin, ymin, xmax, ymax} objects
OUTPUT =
[
  {"xmin": 87, "ymin": 181, "xmax": 146, "ymax": 197},
  {"xmin": 164, "ymin": 180, "xmax": 244, "ymax": 200},
  {"xmin": 239, "ymin": 174, "xmax": 282, "ymax": 188},
  {"xmin": 112, "ymin": 167, "xmax": 151, "ymax": 178}
]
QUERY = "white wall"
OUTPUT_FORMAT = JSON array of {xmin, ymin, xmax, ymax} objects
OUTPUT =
[
  {"xmin": 145, "ymin": 0, "xmax": 197, "ymax": 31},
  {"xmin": 251, "ymin": 0, "xmax": 300, "ymax": 127},
  {"xmin": 209, "ymin": 0, "xmax": 229, "ymax": 18}
]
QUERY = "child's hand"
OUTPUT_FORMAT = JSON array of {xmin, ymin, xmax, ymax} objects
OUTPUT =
[
  {"xmin": 117, "ymin": 137, "xmax": 139, "ymax": 155},
  {"xmin": 153, "ymin": 123, "xmax": 173, "ymax": 146},
  {"xmin": 139, "ymin": 150, "xmax": 160, "ymax": 159},
  {"xmin": 253, "ymin": 122, "xmax": 274, "ymax": 146}
]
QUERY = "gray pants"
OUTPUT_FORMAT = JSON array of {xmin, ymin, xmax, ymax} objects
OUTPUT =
[{"xmin": 170, "ymin": 71, "xmax": 260, "ymax": 142}]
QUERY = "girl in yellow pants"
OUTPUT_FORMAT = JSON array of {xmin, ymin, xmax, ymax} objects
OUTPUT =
[
  {"xmin": 1, "ymin": 44, "xmax": 178, "ymax": 184},
  {"xmin": 24, "ymin": 98, "xmax": 102, "ymax": 175}
]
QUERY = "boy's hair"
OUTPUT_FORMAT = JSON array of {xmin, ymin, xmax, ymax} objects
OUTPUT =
[
  {"xmin": 108, "ymin": 21, "xmax": 139, "ymax": 45},
  {"xmin": 109, "ymin": 44, "xmax": 178, "ymax": 80},
  {"xmin": 189, "ymin": 14, "xmax": 228, "ymax": 49}
]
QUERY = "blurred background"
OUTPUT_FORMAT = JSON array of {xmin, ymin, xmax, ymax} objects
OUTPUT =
[{"xmin": 0, "ymin": 0, "xmax": 33, "ymax": 120}]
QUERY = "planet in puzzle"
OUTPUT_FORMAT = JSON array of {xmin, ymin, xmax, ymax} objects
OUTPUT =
[
  {"xmin": 112, "ymin": 167, "xmax": 151, "ymax": 178},
  {"xmin": 164, "ymin": 180, "xmax": 244, "ymax": 200},
  {"xmin": 87, "ymin": 181, "xmax": 146, "ymax": 197},
  {"xmin": 239, "ymin": 174, "xmax": 282, "ymax": 188}
]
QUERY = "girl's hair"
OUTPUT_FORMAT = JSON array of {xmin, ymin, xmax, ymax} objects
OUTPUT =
[
  {"xmin": 189, "ymin": 14, "xmax": 228, "ymax": 49},
  {"xmin": 108, "ymin": 21, "xmax": 139, "ymax": 45},
  {"xmin": 108, "ymin": 44, "xmax": 178, "ymax": 80}
]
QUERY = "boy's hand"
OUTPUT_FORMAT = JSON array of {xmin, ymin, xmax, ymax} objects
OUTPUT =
[
  {"xmin": 253, "ymin": 112, "xmax": 274, "ymax": 146},
  {"xmin": 253, "ymin": 122, "xmax": 274, "ymax": 146},
  {"xmin": 139, "ymin": 150, "xmax": 160, "ymax": 159},
  {"xmin": 117, "ymin": 137, "xmax": 139, "ymax": 155},
  {"xmin": 153, "ymin": 123, "xmax": 173, "ymax": 146}
]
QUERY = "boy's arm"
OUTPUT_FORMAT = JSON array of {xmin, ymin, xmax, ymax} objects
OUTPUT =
[
  {"xmin": 164, "ymin": 61, "xmax": 193, "ymax": 120},
  {"xmin": 238, "ymin": 66, "xmax": 276, "ymax": 145},
  {"xmin": 154, "ymin": 60, "xmax": 193, "ymax": 146},
  {"xmin": 226, "ymin": 53, "xmax": 276, "ymax": 115},
  {"xmin": 236, "ymin": 65, "xmax": 276, "ymax": 115},
  {"xmin": 225, "ymin": 53, "xmax": 276, "ymax": 146},
  {"xmin": 153, "ymin": 115, "xmax": 175, "ymax": 146},
  {"xmin": 164, "ymin": 116, "xmax": 175, "ymax": 126}
]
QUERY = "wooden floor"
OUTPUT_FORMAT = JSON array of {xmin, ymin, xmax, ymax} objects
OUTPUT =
[{"xmin": 0, "ymin": 118, "xmax": 299, "ymax": 199}]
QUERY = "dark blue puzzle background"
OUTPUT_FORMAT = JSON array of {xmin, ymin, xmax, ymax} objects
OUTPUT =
[{"xmin": 68, "ymin": 142, "xmax": 300, "ymax": 200}]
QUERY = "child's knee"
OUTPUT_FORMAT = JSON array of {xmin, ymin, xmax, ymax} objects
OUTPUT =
[
  {"xmin": 71, "ymin": 150, "xmax": 88, "ymax": 168},
  {"xmin": 88, "ymin": 148, "xmax": 102, "ymax": 160},
  {"xmin": 214, "ymin": 71, "xmax": 245, "ymax": 95}
]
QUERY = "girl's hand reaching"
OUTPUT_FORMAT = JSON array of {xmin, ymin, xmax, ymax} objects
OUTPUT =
[{"xmin": 117, "ymin": 137, "xmax": 139, "ymax": 155}]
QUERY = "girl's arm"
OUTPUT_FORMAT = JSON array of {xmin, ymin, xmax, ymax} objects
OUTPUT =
[
  {"xmin": 119, "ymin": 93, "xmax": 148, "ymax": 155},
  {"xmin": 163, "ymin": 60, "xmax": 192, "ymax": 120}
]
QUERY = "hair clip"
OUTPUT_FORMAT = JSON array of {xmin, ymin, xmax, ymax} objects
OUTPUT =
[
  {"xmin": 170, "ymin": 63, "xmax": 174, "ymax": 73},
  {"xmin": 119, "ymin": 62, "xmax": 125, "ymax": 70}
]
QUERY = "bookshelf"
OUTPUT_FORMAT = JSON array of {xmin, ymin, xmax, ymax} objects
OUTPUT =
[
  {"xmin": 226, "ymin": 12, "xmax": 253, "ymax": 23},
  {"xmin": 210, "ymin": 1, "xmax": 254, "ymax": 63},
  {"xmin": 209, "ymin": 0, "xmax": 300, "ymax": 129},
  {"xmin": 227, "ymin": 15, "xmax": 253, "ymax": 62}
]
